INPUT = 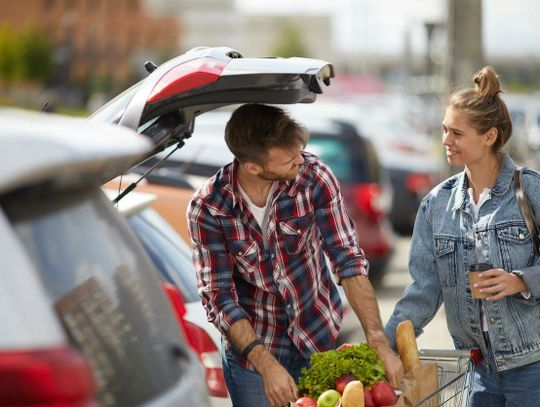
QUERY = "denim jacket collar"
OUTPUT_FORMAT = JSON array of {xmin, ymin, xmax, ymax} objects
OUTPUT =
[{"xmin": 451, "ymin": 152, "xmax": 517, "ymax": 211}]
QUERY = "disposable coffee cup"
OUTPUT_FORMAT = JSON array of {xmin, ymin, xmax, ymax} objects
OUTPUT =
[{"xmin": 469, "ymin": 263, "xmax": 492, "ymax": 299}]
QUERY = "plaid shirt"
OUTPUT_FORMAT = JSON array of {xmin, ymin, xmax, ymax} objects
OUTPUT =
[{"xmin": 188, "ymin": 152, "xmax": 368, "ymax": 368}]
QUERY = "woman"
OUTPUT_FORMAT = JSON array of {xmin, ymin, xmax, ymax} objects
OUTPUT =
[{"xmin": 385, "ymin": 66, "xmax": 540, "ymax": 406}]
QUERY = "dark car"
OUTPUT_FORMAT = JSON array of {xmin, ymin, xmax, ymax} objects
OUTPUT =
[
  {"xmin": 284, "ymin": 101, "xmax": 442, "ymax": 235},
  {"xmin": 304, "ymin": 119, "xmax": 394, "ymax": 285}
]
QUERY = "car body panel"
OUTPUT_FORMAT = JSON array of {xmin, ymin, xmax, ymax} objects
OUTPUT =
[{"xmin": 0, "ymin": 109, "xmax": 151, "ymax": 194}]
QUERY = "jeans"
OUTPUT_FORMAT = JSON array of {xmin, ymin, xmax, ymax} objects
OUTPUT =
[
  {"xmin": 221, "ymin": 340, "xmax": 310, "ymax": 407},
  {"xmin": 469, "ymin": 333, "xmax": 540, "ymax": 406}
]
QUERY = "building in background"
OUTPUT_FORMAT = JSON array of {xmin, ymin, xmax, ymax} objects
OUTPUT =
[{"xmin": 1, "ymin": 0, "xmax": 180, "ymax": 104}]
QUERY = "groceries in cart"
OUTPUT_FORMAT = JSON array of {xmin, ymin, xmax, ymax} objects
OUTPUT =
[{"xmin": 293, "ymin": 342, "xmax": 399, "ymax": 406}]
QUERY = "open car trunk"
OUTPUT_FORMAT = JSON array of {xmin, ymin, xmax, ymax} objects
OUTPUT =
[{"xmin": 90, "ymin": 46, "xmax": 334, "ymax": 163}]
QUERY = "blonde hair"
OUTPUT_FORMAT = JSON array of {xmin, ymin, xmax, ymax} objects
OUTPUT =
[{"xmin": 448, "ymin": 66, "xmax": 512, "ymax": 152}]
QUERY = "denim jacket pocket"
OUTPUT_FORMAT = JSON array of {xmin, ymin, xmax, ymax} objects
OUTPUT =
[
  {"xmin": 497, "ymin": 224, "xmax": 535, "ymax": 271},
  {"xmin": 279, "ymin": 213, "xmax": 314, "ymax": 254},
  {"xmin": 434, "ymin": 237, "xmax": 458, "ymax": 287}
]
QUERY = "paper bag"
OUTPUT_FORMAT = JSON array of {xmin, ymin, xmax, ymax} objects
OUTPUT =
[{"xmin": 395, "ymin": 363, "xmax": 439, "ymax": 407}]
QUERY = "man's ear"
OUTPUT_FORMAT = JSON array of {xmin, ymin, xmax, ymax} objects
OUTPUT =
[
  {"xmin": 242, "ymin": 161, "xmax": 262, "ymax": 175},
  {"xmin": 485, "ymin": 127, "xmax": 498, "ymax": 146}
]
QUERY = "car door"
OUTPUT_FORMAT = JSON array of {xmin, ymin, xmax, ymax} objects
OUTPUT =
[{"xmin": 90, "ymin": 46, "xmax": 334, "ymax": 163}]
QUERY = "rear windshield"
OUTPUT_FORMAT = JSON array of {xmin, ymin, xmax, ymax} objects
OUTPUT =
[
  {"xmin": 306, "ymin": 132, "xmax": 378, "ymax": 183},
  {"xmin": 2, "ymin": 185, "xmax": 189, "ymax": 407}
]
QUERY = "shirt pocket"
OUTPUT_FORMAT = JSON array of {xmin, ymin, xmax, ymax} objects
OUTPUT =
[
  {"xmin": 434, "ymin": 237, "xmax": 458, "ymax": 287},
  {"xmin": 228, "ymin": 239, "xmax": 259, "ymax": 274},
  {"xmin": 497, "ymin": 224, "xmax": 535, "ymax": 270},
  {"xmin": 279, "ymin": 213, "xmax": 314, "ymax": 254}
]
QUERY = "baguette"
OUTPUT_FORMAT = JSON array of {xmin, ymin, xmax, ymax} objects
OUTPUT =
[{"xmin": 396, "ymin": 320, "xmax": 421, "ymax": 373}]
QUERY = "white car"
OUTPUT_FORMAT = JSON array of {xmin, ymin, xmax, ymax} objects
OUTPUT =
[{"xmin": 0, "ymin": 109, "xmax": 210, "ymax": 406}]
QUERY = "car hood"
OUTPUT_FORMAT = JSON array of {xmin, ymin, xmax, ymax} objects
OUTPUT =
[{"xmin": 90, "ymin": 46, "xmax": 334, "ymax": 167}]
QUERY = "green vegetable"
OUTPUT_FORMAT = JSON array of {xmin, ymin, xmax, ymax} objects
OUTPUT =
[{"xmin": 298, "ymin": 343, "xmax": 385, "ymax": 399}]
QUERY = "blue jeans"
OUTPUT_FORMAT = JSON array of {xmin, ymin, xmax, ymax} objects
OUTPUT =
[
  {"xmin": 469, "ymin": 333, "xmax": 540, "ymax": 406},
  {"xmin": 221, "ymin": 340, "xmax": 310, "ymax": 407}
]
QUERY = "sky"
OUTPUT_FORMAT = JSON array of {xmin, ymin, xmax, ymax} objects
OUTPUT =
[{"xmin": 236, "ymin": 0, "xmax": 540, "ymax": 57}]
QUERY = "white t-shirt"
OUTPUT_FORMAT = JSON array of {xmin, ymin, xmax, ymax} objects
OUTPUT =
[{"xmin": 238, "ymin": 182, "xmax": 276, "ymax": 248}]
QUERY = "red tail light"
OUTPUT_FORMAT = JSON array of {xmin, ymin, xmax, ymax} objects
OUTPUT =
[
  {"xmin": 183, "ymin": 320, "xmax": 228, "ymax": 397},
  {"xmin": 0, "ymin": 346, "xmax": 97, "ymax": 406},
  {"xmin": 162, "ymin": 282, "xmax": 228, "ymax": 398},
  {"xmin": 406, "ymin": 172, "xmax": 432, "ymax": 194},
  {"xmin": 354, "ymin": 183, "xmax": 383, "ymax": 221},
  {"xmin": 147, "ymin": 57, "xmax": 226, "ymax": 103}
]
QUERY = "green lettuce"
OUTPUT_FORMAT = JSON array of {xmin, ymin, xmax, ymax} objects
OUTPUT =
[{"xmin": 298, "ymin": 343, "xmax": 386, "ymax": 399}]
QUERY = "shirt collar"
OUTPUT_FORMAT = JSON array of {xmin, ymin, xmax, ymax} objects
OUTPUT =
[{"xmin": 452, "ymin": 152, "xmax": 517, "ymax": 211}]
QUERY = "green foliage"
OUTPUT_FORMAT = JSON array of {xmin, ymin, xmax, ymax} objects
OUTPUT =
[
  {"xmin": 18, "ymin": 26, "xmax": 53, "ymax": 81},
  {"xmin": 298, "ymin": 343, "xmax": 386, "ymax": 399},
  {"xmin": 0, "ymin": 24, "xmax": 21, "ymax": 84},
  {"xmin": 0, "ymin": 24, "xmax": 53, "ymax": 84},
  {"xmin": 271, "ymin": 24, "xmax": 309, "ymax": 58}
]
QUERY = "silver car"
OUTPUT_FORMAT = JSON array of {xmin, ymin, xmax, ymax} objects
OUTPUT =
[{"xmin": 0, "ymin": 109, "xmax": 210, "ymax": 406}]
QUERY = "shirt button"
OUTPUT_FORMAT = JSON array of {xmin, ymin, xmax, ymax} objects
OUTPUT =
[
  {"xmin": 519, "ymin": 233, "xmax": 525, "ymax": 240},
  {"xmin": 286, "ymin": 304, "xmax": 292, "ymax": 309},
  {"xmin": 490, "ymin": 318, "xmax": 496, "ymax": 324},
  {"xmin": 238, "ymin": 251, "xmax": 243, "ymax": 255},
  {"xmin": 271, "ymin": 253, "xmax": 275, "ymax": 259}
]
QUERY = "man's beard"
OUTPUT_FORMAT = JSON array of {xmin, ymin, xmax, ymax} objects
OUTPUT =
[{"xmin": 258, "ymin": 167, "xmax": 299, "ymax": 182}]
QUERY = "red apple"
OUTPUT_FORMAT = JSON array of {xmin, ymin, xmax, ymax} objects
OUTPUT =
[
  {"xmin": 371, "ymin": 380, "xmax": 399, "ymax": 406},
  {"xmin": 364, "ymin": 389, "xmax": 376, "ymax": 407},
  {"xmin": 335, "ymin": 373, "xmax": 358, "ymax": 394},
  {"xmin": 295, "ymin": 396, "xmax": 317, "ymax": 407}
]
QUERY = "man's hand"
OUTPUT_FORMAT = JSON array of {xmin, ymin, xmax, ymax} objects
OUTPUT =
[
  {"xmin": 372, "ymin": 343, "xmax": 404, "ymax": 389},
  {"xmin": 258, "ymin": 358, "xmax": 298, "ymax": 407},
  {"xmin": 475, "ymin": 268, "xmax": 528, "ymax": 301}
]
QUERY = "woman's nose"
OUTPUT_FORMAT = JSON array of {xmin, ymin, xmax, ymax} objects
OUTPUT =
[{"xmin": 442, "ymin": 132, "xmax": 453, "ymax": 146}]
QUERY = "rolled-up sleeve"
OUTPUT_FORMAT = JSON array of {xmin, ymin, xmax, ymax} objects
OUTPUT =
[
  {"xmin": 188, "ymin": 198, "xmax": 250, "ymax": 335},
  {"xmin": 312, "ymin": 163, "xmax": 369, "ymax": 282}
]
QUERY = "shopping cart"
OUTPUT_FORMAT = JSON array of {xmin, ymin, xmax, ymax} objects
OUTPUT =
[{"xmin": 414, "ymin": 349, "xmax": 475, "ymax": 407}]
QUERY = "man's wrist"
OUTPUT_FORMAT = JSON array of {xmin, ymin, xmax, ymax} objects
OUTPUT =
[{"xmin": 241, "ymin": 338, "xmax": 264, "ymax": 359}]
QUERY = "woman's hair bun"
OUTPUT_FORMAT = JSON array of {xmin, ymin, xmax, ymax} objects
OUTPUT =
[{"xmin": 473, "ymin": 66, "xmax": 501, "ymax": 98}]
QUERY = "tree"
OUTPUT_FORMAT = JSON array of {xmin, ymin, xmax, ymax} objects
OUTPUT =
[
  {"xmin": 18, "ymin": 25, "xmax": 53, "ymax": 82},
  {"xmin": 271, "ymin": 24, "xmax": 309, "ymax": 58},
  {"xmin": 0, "ymin": 25, "xmax": 20, "ymax": 85}
]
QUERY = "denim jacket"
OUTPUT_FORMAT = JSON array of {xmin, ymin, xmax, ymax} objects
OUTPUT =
[{"xmin": 385, "ymin": 153, "xmax": 540, "ymax": 371}]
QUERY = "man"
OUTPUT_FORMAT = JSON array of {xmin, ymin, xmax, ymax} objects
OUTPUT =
[{"xmin": 188, "ymin": 104, "xmax": 402, "ymax": 407}]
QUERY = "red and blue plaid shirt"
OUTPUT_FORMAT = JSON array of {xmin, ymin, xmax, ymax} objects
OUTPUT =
[{"xmin": 188, "ymin": 152, "xmax": 368, "ymax": 368}]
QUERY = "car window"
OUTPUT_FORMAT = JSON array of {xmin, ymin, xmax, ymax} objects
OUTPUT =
[
  {"xmin": 1, "ymin": 185, "xmax": 189, "ymax": 407},
  {"xmin": 127, "ymin": 208, "xmax": 199, "ymax": 303},
  {"xmin": 90, "ymin": 83, "xmax": 140, "ymax": 124},
  {"xmin": 306, "ymin": 133, "xmax": 371, "ymax": 183}
]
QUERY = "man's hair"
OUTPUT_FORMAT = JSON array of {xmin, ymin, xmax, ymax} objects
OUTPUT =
[{"xmin": 224, "ymin": 104, "xmax": 309, "ymax": 164}]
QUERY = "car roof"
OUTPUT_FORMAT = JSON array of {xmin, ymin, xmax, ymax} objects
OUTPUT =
[{"xmin": 0, "ymin": 108, "xmax": 152, "ymax": 194}]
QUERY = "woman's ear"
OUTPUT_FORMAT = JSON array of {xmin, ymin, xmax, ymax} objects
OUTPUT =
[{"xmin": 485, "ymin": 127, "xmax": 498, "ymax": 146}]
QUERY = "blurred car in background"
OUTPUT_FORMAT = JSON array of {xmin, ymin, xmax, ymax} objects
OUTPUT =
[
  {"xmin": 105, "ymin": 188, "xmax": 230, "ymax": 406},
  {"xmin": 0, "ymin": 109, "xmax": 210, "ymax": 407},
  {"xmin": 284, "ymin": 101, "xmax": 442, "ymax": 235}
]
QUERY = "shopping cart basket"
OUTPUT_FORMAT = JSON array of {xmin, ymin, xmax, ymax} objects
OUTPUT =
[{"xmin": 414, "ymin": 349, "xmax": 475, "ymax": 407}]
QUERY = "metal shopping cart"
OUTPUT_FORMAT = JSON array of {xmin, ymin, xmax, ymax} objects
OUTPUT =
[{"xmin": 414, "ymin": 349, "xmax": 475, "ymax": 407}]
